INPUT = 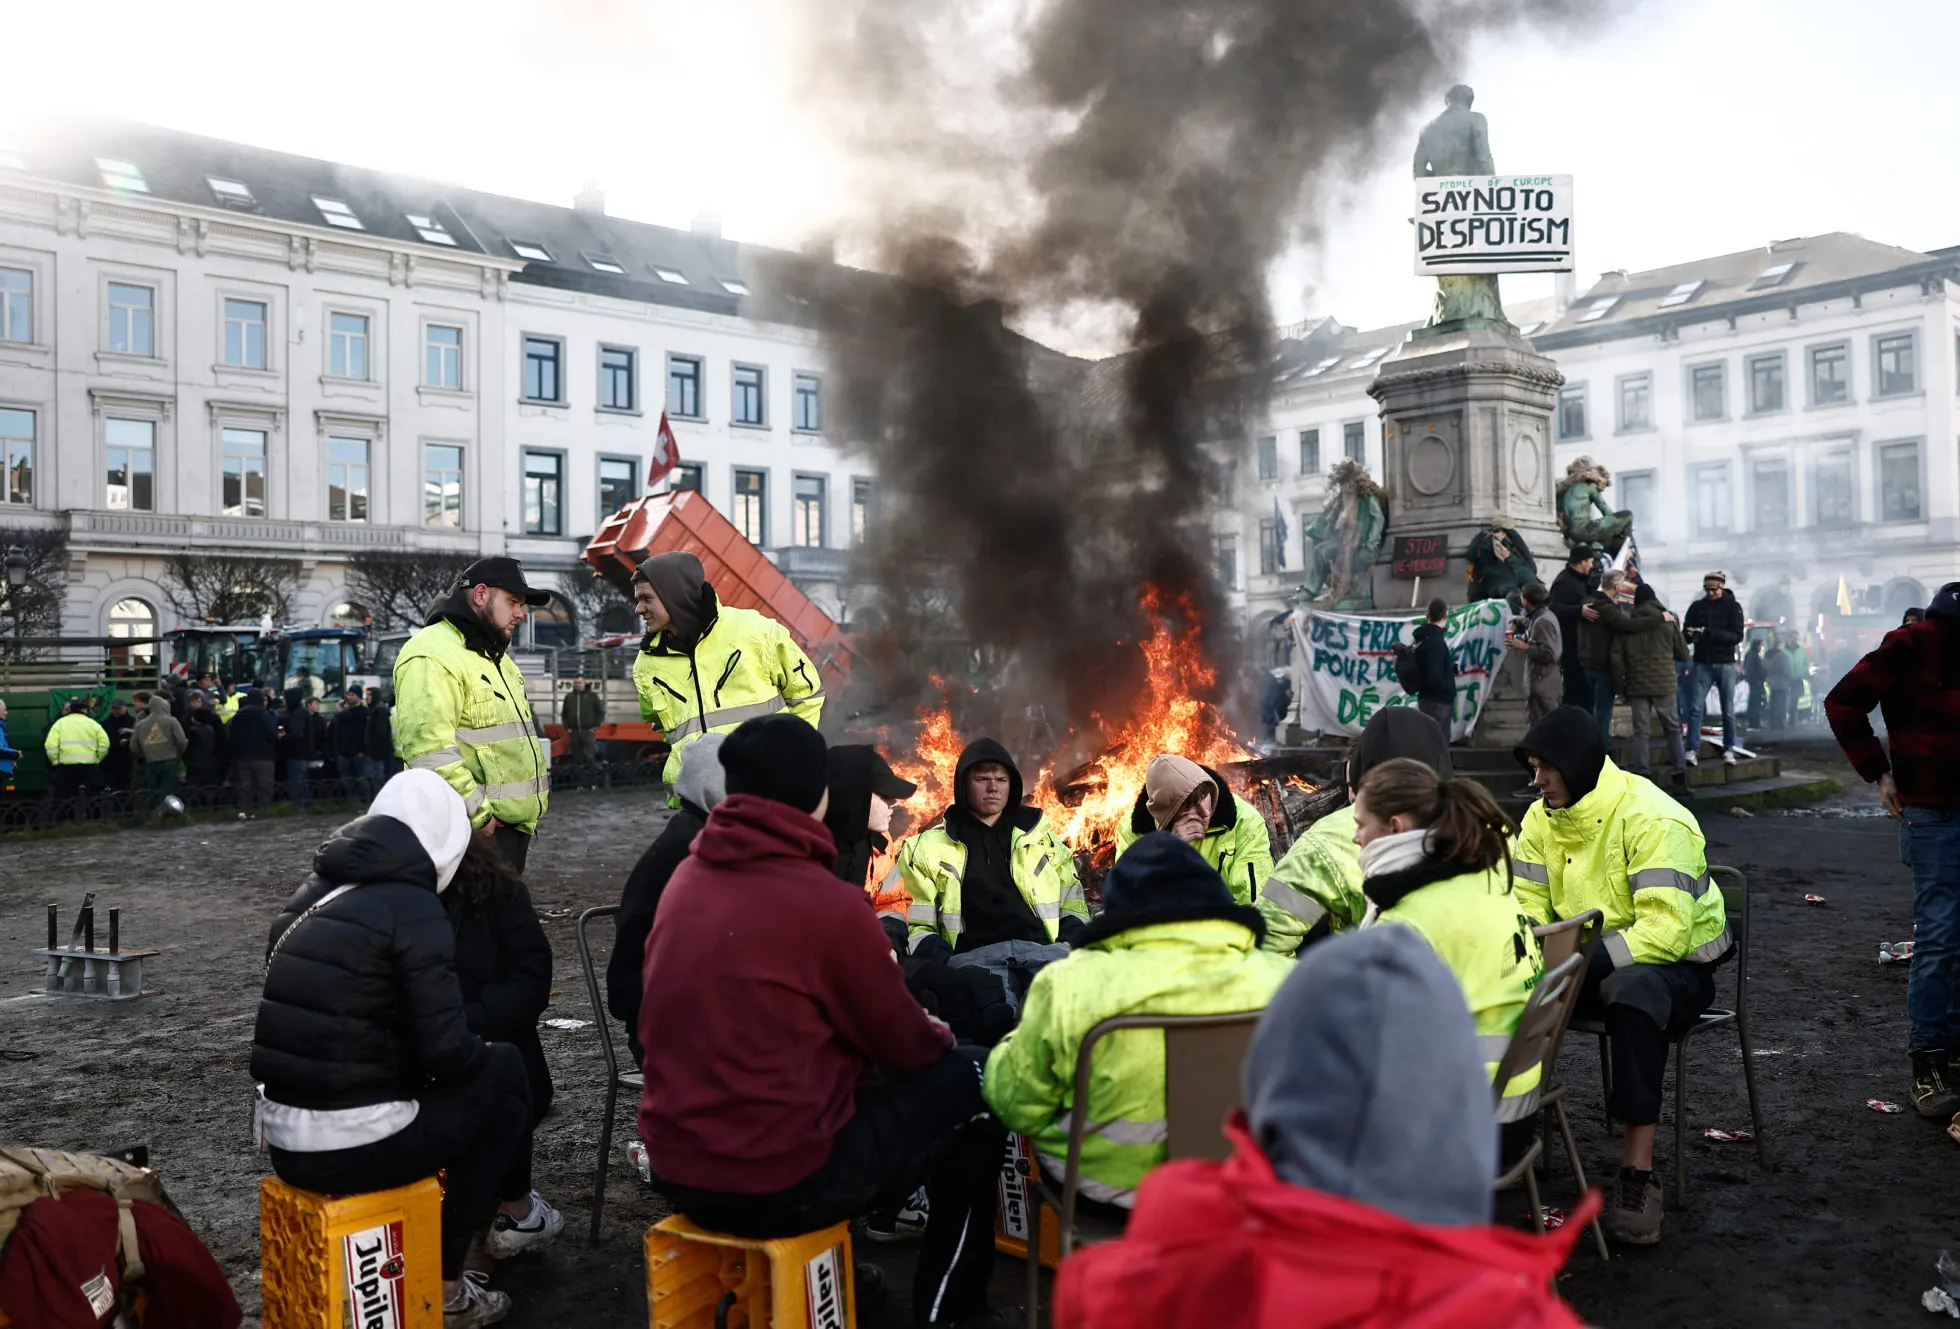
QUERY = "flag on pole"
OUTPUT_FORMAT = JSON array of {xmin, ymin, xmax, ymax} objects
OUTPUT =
[
  {"xmin": 648, "ymin": 411, "xmax": 681, "ymax": 489},
  {"xmin": 1272, "ymin": 496, "xmax": 1289, "ymax": 571},
  {"xmin": 1836, "ymin": 575, "xmax": 1854, "ymax": 617}
]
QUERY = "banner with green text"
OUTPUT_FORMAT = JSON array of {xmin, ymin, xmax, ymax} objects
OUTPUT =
[{"xmin": 1289, "ymin": 599, "xmax": 1511, "ymax": 741}]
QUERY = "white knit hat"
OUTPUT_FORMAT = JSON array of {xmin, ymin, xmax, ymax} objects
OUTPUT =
[{"xmin": 369, "ymin": 769, "xmax": 471, "ymax": 892}]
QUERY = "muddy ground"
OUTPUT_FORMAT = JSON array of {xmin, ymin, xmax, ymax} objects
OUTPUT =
[{"xmin": 2, "ymin": 750, "xmax": 1957, "ymax": 1328}]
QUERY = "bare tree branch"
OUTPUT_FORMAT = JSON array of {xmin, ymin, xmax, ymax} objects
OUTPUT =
[
  {"xmin": 346, "ymin": 550, "xmax": 475, "ymax": 632},
  {"xmin": 0, "ymin": 525, "xmax": 69, "ymax": 659},
  {"xmin": 159, "ymin": 553, "xmax": 299, "ymax": 625},
  {"xmin": 560, "ymin": 559, "xmax": 636, "ymax": 638}
]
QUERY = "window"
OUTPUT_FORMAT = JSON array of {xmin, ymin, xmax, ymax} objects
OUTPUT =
[
  {"xmin": 327, "ymin": 437, "xmax": 370, "ymax": 523},
  {"xmin": 1302, "ymin": 356, "xmax": 1341, "ymax": 377},
  {"xmin": 1256, "ymin": 435, "xmax": 1278, "ymax": 481},
  {"xmin": 1692, "ymin": 462, "xmax": 1731, "ymax": 534},
  {"xmin": 328, "ymin": 312, "xmax": 369, "ymax": 379},
  {"xmin": 509, "ymin": 240, "xmax": 553, "ymax": 262},
  {"xmin": 793, "ymin": 474, "xmax": 826, "ymax": 547},
  {"xmin": 1751, "ymin": 460, "xmax": 1789, "ymax": 533},
  {"xmin": 733, "ymin": 364, "xmax": 766, "ymax": 426},
  {"xmin": 0, "ymin": 268, "xmax": 30, "ymax": 342},
  {"xmin": 851, "ymin": 478, "xmax": 873, "ymax": 545},
  {"xmin": 107, "ymin": 283, "xmax": 153, "ymax": 356},
  {"xmin": 105, "ymin": 419, "xmax": 154, "ymax": 512},
  {"xmin": 424, "ymin": 444, "xmax": 463, "ymax": 527},
  {"xmin": 585, "ymin": 254, "xmax": 626, "ymax": 275},
  {"xmin": 313, "ymin": 196, "xmax": 364, "ymax": 230},
  {"xmin": 1299, "ymin": 428, "xmax": 1320, "ymax": 474},
  {"xmin": 223, "ymin": 299, "xmax": 267, "ymax": 368},
  {"xmin": 220, "ymin": 428, "xmax": 267, "ymax": 517},
  {"xmin": 95, "ymin": 157, "xmax": 148, "ymax": 192},
  {"xmin": 668, "ymin": 355, "xmax": 703, "ymax": 418},
  {"xmin": 0, "ymin": 408, "xmax": 32, "ymax": 504},
  {"xmin": 1343, "ymin": 421, "xmax": 1365, "ymax": 463},
  {"xmin": 652, "ymin": 267, "xmax": 689, "ymax": 285},
  {"xmin": 793, "ymin": 373, "xmax": 822, "ymax": 431},
  {"xmin": 599, "ymin": 346, "xmax": 636, "ymax": 411},
  {"xmin": 1747, "ymin": 353, "xmax": 1785, "ymax": 414},
  {"xmin": 1815, "ymin": 452, "xmax": 1856, "ymax": 528},
  {"xmin": 1557, "ymin": 384, "xmax": 1588, "ymax": 440},
  {"xmin": 719, "ymin": 278, "xmax": 750, "ymax": 295},
  {"xmin": 107, "ymin": 599, "xmax": 157, "ymax": 667},
  {"xmin": 523, "ymin": 451, "xmax": 563, "ymax": 535},
  {"xmin": 1215, "ymin": 459, "xmax": 1239, "ymax": 501},
  {"xmin": 1876, "ymin": 332, "xmax": 1917, "ymax": 397},
  {"xmin": 1619, "ymin": 470, "xmax": 1655, "ymax": 536},
  {"xmin": 405, "ymin": 213, "xmax": 455, "ymax": 246},
  {"xmin": 1216, "ymin": 536, "xmax": 1238, "ymax": 590},
  {"xmin": 1576, "ymin": 295, "xmax": 1620, "ymax": 323},
  {"xmin": 1809, "ymin": 343, "xmax": 1849, "ymax": 406},
  {"xmin": 1657, "ymin": 279, "xmax": 1704, "ymax": 308},
  {"xmin": 1749, "ymin": 261, "xmax": 1796, "ymax": 290},
  {"xmin": 1618, "ymin": 374, "xmax": 1652, "ymax": 432},
  {"xmin": 670, "ymin": 463, "xmax": 703, "ymax": 494},
  {"xmin": 598, "ymin": 457, "xmax": 637, "ymax": 520},
  {"xmin": 1516, "ymin": 322, "xmax": 1544, "ymax": 337},
  {"xmin": 1258, "ymin": 518, "xmax": 1279, "ymax": 574},
  {"xmin": 1349, "ymin": 347, "xmax": 1392, "ymax": 370},
  {"xmin": 1880, "ymin": 441, "xmax": 1923, "ymax": 522},
  {"xmin": 425, "ymin": 325, "xmax": 462, "ymax": 389},
  {"xmin": 207, "ymin": 176, "xmax": 254, "ymax": 208},
  {"xmin": 733, "ymin": 469, "xmax": 767, "ymax": 544},
  {"xmin": 522, "ymin": 337, "xmax": 562, "ymax": 402},
  {"xmin": 1689, "ymin": 363, "xmax": 1726, "ymax": 421}
]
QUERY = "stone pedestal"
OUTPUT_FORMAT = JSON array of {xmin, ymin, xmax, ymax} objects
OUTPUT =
[{"xmin": 1367, "ymin": 326, "xmax": 1566, "ymax": 746}]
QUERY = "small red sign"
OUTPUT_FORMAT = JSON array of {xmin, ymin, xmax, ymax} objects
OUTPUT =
[{"xmin": 1391, "ymin": 533, "xmax": 1447, "ymax": 579}]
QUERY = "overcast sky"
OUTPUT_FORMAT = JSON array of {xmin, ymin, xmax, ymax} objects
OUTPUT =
[{"xmin": 15, "ymin": 0, "xmax": 1960, "ymax": 343}]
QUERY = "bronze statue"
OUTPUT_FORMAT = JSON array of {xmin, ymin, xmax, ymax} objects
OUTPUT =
[
  {"xmin": 1556, "ymin": 456, "xmax": 1634, "ymax": 556},
  {"xmin": 1413, "ymin": 84, "xmax": 1506, "ymax": 329},
  {"xmin": 1465, "ymin": 516, "xmax": 1538, "ymax": 603},
  {"xmin": 1298, "ymin": 459, "xmax": 1387, "ymax": 610}
]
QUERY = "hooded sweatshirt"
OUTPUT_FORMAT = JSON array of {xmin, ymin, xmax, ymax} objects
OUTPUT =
[
  {"xmin": 942, "ymin": 738, "xmax": 1051, "ymax": 951},
  {"xmin": 822, "ymin": 744, "xmax": 887, "ymax": 889},
  {"xmin": 1513, "ymin": 705, "xmax": 1608, "ymax": 805},
  {"xmin": 635, "ymin": 551, "xmax": 717, "ymax": 650}
]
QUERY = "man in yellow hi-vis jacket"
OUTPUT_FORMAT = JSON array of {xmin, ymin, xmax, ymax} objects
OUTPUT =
[{"xmin": 393, "ymin": 557, "xmax": 552, "ymax": 870}]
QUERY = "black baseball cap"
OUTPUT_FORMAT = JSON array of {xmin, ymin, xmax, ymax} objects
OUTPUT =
[
  {"xmin": 869, "ymin": 751, "xmax": 918, "ymax": 802},
  {"xmin": 459, "ymin": 556, "xmax": 551, "ymax": 606}
]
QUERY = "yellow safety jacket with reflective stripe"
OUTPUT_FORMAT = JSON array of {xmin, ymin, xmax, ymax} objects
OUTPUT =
[
  {"xmin": 1512, "ymin": 758, "xmax": 1730, "ymax": 971},
  {"xmin": 984, "ymin": 917, "xmax": 1291, "ymax": 1206},
  {"xmin": 392, "ymin": 619, "xmax": 550, "ymax": 833},
  {"xmin": 44, "ymin": 714, "xmax": 109, "ymax": 766},
  {"xmin": 1375, "ymin": 864, "xmax": 1546, "ymax": 1121},
  {"xmin": 1111, "ymin": 792, "xmax": 1274, "ymax": 906},
  {"xmin": 894, "ymin": 817, "xmax": 1087, "ymax": 953},
  {"xmin": 215, "ymin": 692, "xmax": 241, "ymax": 721},
  {"xmin": 1256, "ymin": 804, "xmax": 1370, "ymax": 956},
  {"xmin": 633, "ymin": 605, "xmax": 824, "ymax": 785}
]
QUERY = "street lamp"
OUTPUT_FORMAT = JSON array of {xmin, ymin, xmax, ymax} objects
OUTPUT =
[{"xmin": 3, "ymin": 546, "xmax": 27, "ymax": 651}]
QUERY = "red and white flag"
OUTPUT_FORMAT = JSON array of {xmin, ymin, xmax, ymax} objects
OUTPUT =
[{"xmin": 648, "ymin": 410, "xmax": 682, "ymax": 489}]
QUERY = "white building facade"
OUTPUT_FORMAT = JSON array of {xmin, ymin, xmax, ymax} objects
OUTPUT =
[{"xmin": 0, "ymin": 120, "xmax": 866, "ymax": 649}]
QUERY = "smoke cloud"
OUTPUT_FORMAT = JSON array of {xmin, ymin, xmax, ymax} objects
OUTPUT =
[{"xmin": 781, "ymin": 0, "xmax": 1615, "ymax": 747}]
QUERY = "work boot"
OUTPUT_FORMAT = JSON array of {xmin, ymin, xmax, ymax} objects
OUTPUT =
[
  {"xmin": 1911, "ymin": 1052, "xmax": 1960, "ymax": 1119},
  {"xmin": 1601, "ymin": 1167, "xmax": 1663, "ymax": 1246}
]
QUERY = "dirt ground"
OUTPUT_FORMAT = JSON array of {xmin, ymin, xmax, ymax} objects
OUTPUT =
[{"xmin": 2, "ymin": 758, "xmax": 1958, "ymax": 1328}]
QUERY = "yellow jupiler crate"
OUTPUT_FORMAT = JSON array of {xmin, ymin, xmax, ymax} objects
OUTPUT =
[
  {"xmin": 992, "ymin": 1133, "xmax": 1061, "ymax": 1270},
  {"xmin": 645, "ymin": 1215, "xmax": 855, "ymax": 1329},
  {"xmin": 259, "ymin": 1175, "xmax": 442, "ymax": 1329}
]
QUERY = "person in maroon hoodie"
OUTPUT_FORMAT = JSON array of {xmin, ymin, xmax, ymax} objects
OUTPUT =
[
  {"xmin": 1828, "ymin": 580, "xmax": 1960, "ymax": 1119},
  {"xmin": 639, "ymin": 714, "xmax": 1011, "ymax": 1328}
]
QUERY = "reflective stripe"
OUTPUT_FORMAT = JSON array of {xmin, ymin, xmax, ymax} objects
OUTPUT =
[
  {"xmin": 1496, "ymin": 1085, "xmax": 1541, "ymax": 1124},
  {"xmin": 1034, "ymin": 901, "xmax": 1062, "ymax": 920},
  {"xmin": 793, "ymin": 690, "xmax": 826, "ymax": 710},
  {"xmin": 1689, "ymin": 927, "xmax": 1734, "ymax": 964},
  {"xmin": 670, "ymin": 695, "xmax": 791, "ymax": 743},
  {"xmin": 1632, "ymin": 867, "xmax": 1707, "ymax": 896},
  {"xmin": 481, "ymin": 774, "xmax": 550, "ymax": 802},
  {"xmin": 1511, "ymin": 859, "xmax": 1551, "ymax": 885},
  {"xmin": 1055, "ymin": 1112, "xmax": 1168, "ymax": 1147},
  {"xmin": 874, "ymin": 903, "xmax": 909, "ymax": 921},
  {"xmin": 408, "ymin": 748, "xmax": 465, "ymax": 771},
  {"xmin": 462, "ymin": 785, "xmax": 486, "ymax": 815},
  {"xmin": 906, "ymin": 903, "xmax": 939, "ymax": 924},
  {"xmin": 1036, "ymin": 1152, "xmax": 1134, "ymax": 1207},
  {"xmin": 1479, "ymin": 1032, "xmax": 1515, "ymax": 1058},
  {"xmin": 1602, "ymin": 931, "xmax": 1636, "ymax": 969},
  {"xmin": 1260, "ymin": 877, "xmax": 1328, "ymax": 929},
  {"xmin": 456, "ymin": 721, "xmax": 535, "ymax": 745}
]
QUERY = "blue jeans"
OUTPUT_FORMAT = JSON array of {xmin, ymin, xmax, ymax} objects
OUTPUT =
[
  {"xmin": 1689, "ymin": 662, "xmax": 1737, "ymax": 753},
  {"xmin": 285, "ymin": 758, "xmax": 311, "ymax": 808},
  {"xmin": 1584, "ymin": 666, "xmax": 1615, "ymax": 740},
  {"xmin": 1902, "ymin": 807, "xmax": 1960, "ymax": 1053}
]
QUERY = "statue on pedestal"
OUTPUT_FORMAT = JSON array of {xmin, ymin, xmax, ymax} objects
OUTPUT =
[
  {"xmin": 1556, "ymin": 456, "xmax": 1634, "ymax": 557},
  {"xmin": 1299, "ymin": 459, "xmax": 1387, "ymax": 609},
  {"xmin": 1413, "ymin": 84, "xmax": 1507, "ymax": 330},
  {"xmin": 1466, "ymin": 516, "xmax": 1538, "ymax": 603}
]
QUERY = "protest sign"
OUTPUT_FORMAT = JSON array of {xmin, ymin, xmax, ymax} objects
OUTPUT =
[
  {"xmin": 1289, "ymin": 599, "xmax": 1511, "ymax": 741},
  {"xmin": 1414, "ymin": 175, "xmax": 1573, "ymax": 275}
]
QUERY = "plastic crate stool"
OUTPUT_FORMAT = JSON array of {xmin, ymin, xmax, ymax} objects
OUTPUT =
[
  {"xmin": 645, "ymin": 1215, "xmax": 855, "ymax": 1329},
  {"xmin": 991, "ymin": 1133, "xmax": 1060, "ymax": 1271},
  {"xmin": 259, "ymin": 1175, "xmax": 442, "ymax": 1328}
]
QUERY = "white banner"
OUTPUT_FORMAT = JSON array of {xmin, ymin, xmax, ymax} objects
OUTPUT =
[
  {"xmin": 1414, "ymin": 175, "xmax": 1573, "ymax": 274},
  {"xmin": 1290, "ymin": 600, "xmax": 1512, "ymax": 741}
]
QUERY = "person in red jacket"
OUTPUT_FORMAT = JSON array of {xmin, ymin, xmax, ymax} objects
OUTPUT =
[
  {"xmin": 1053, "ymin": 925, "xmax": 1593, "ymax": 1329},
  {"xmin": 638, "ymin": 714, "xmax": 1011, "ymax": 1328},
  {"xmin": 1827, "ymin": 580, "xmax": 1960, "ymax": 1118}
]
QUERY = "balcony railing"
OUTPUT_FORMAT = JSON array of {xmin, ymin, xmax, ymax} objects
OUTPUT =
[{"xmin": 63, "ymin": 509, "xmax": 483, "ymax": 555}]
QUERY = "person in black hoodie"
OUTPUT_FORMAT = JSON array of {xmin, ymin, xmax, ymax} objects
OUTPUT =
[
  {"xmin": 183, "ymin": 689, "xmax": 226, "ymax": 793},
  {"xmin": 1548, "ymin": 545, "xmax": 1598, "ymax": 707},
  {"xmin": 250, "ymin": 770, "xmax": 538, "ymax": 1327},
  {"xmin": 1410, "ymin": 598, "xmax": 1457, "ymax": 732},
  {"xmin": 226, "ymin": 688, "xmax": 281, "ymax": 818},
  {"xmin": 823, "ymin": 744, "xmax": 920, "ymax": 893},
  {"xmin": 330, "ymin": 689, "xmax": 372, "ymax": 799},
  {"xmin": 444, "ymin": 826, "xmax": 566, "ymax": 1258},
  {"xmin": 278, "ymin": 690, "xmax": 317, "ymax": 808},
  {"xmin": 367, "ymin": 687, "xmax": 399, "ymax": 779},
  {"xmin": 1681, "ymin": 570, "xmax": 1746, "ymax": 766}
]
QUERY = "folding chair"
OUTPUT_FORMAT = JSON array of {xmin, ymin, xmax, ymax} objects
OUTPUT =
[
  {"xmin": 1492, "ymin": 953, "xmax": 1607, "ymax": 1260},
  {"xmin": 575, "ymin": 904, "xmax": 644, "ymax": 1243},
  {"xmin": 1023, "ymin": 1011, "xmax": 1262, "ymax": 1329},
  {"xmin": 1526, "ymin": 912, "xmax": 1609, "ymax": 1261},
  {"xmin": 1568, "ymin": 866, "xmax": 1770, "ymax": 1207}
]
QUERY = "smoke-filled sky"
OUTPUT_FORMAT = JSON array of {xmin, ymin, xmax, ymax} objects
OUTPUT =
[{"xmin": 12, "ymin": 0, "xmax": 1960, "ymax": 348}]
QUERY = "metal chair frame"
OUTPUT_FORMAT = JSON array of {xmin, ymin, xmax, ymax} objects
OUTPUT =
[
  {"xmin": 1523, "ymin": 911, "xmax": 1610, "ymax": 1261},
  {"xmin": 1023, "ymin": 1010, "xmax": 1263, "ymax": 1329},
  {"xmin": 574, "ymin": 904, "xmax": 644, "ymax": 1243},
  {"xmin": 1568, "ymin": 866, "xmax": 1770, "ymax": 1207},
  {"xmin": 1492, "ymin": 953, "xmax": 1602, "ymax": 1259}
]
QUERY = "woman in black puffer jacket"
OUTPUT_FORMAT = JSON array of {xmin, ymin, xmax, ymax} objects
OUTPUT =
[{"xmin": 250, "ymin": 770, "xmax": 542, "ymax": 1327}]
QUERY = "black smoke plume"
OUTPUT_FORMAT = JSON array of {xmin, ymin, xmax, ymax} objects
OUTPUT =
[{"xmin": 782, "ymin": 0, "xmax": 1613, "ymax": 748}]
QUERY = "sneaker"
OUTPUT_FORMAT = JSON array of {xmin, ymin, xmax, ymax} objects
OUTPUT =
[
  {"xmin": 1911, "ymin": 1052, "xmax": 1960, "ymax": 1119},
  {"xmin": 863, "ymin": 1187, "xmax": 929, "ymax": 1242},
  {"xmin": 483, "ymin": 1191, "xmax": 564, "ymax": 1259},
  {"xmin": 1684, "ymin": 750, "xmax": 1699, "ymax": 767},
  {"xmin": 1601, "ymin": 1167, "xmax": 1663, "ymax": 1246},
  {"xmin": 1723, "ymin": 749, "xmax": 1739, "ymax": 766},
  {"xmin": 444, "ymin": 1273, "xmax": 510, "ymax": 1328}
]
